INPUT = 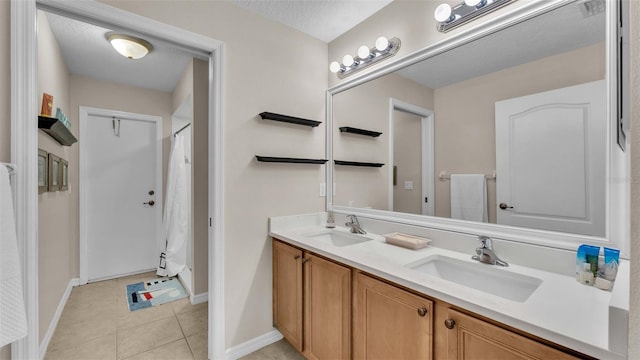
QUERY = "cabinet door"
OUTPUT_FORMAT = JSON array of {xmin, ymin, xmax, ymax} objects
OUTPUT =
[
  {"xmin": 445, "ymin": 308, "xmax": 579, "ymax": 360},
  {"xmin": 304, "ymin": 253, "xmax": 351, "ymax": 360},
  {"xmin": 354, "ymin": 272, "xmax": 433, "ymax": 360},
  {"xmin": 273, "ymin": 240, "xmax": 303, "ymax": 352}
]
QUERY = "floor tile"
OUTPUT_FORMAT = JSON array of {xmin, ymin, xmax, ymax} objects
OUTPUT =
[
  {"xmin": 172, "ymin": 298, "xmax": 207, "ymax": 315},
  {"xmin": 117, "ymin": 316, "xmax": 184, "ymax": 359},
  {"xmin": 186, "ymin": 332, "xmax": 208, "ymax": 360},
  {"xmin": 117, "ymin": 296, "xmax": 175, "ymax": 330},
  {"xmin": 45, "ymin": 333, "xmax": 116, "ymax": 360},
  {"xmin": 176, "ymin": 306, "xmax": 208, "ymax": 337},
  {"xmin": 258, "ymin": 339, "xmax": 304, "ymax": 360},
  {"xmin": 122, "ymin": 339, "xmax": 194, "ymax": 360},
  {"xmin": 48, "ymin": 315, "xmax": 116, "ymax": 352}
]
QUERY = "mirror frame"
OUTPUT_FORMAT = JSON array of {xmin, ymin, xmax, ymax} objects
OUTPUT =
[{"xmin": 326, "ymin": 0, "xmax": 629, "ymax": 255}]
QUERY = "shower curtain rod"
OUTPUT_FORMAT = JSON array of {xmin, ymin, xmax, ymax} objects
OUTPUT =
[{"xmin": 173, "ymin": 123, "xmax": 191, "ymax": 137}]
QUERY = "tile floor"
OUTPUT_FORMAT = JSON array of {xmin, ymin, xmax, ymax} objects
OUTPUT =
[
  {"xmin": 44, "ymin": 271, "xmax": 302, "ymax": 360},
  {"xmin": 44, "ymin": 272, "xmax": 208, "ymax": 360}
]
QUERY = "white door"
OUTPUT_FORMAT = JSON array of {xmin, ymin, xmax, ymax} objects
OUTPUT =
[
  {"xmin": 82, "ymin": 108, "xmax": 162, "ymax": 281},
  {"xmin": 495, "ymin": 80, "xmax": 606, "ymax": 237}
]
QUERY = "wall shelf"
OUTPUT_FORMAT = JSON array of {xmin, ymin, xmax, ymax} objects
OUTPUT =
[
  {"xmin": 38, "ymin": 116, "xmax": 77, "ymax": 146},
  {"xmin": 259, "ymin": 112, "xmax": 321, "ymax": 127},
  {"xmin": 334, "ymin": 160, "xmax": 385, "ymax": 168},
  {"xmin": 256, "ymin": 156, "xmax": 328, "ymax": 164},
  {"xmin": 339, "ymin": 126, "xmax": 382, "ymax": 137}
]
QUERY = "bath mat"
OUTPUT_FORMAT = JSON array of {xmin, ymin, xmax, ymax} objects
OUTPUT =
[{"xmin": 125, "ymin": 277, "xmax": 187, "ymax": 312}]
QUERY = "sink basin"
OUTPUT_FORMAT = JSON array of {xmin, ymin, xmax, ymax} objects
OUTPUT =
[
  {"xmin": 406, "ymin": 255, "xmax": 542, "ymax": 302},
  {"xmin": 303, "ymin": 229, "xmax": 373, "ymax": 247}
]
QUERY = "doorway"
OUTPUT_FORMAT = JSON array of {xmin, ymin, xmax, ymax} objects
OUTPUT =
[
  {"xmin": 11, "ymin": 2, "xmax": 225, "ymax": 359},
  {"xmin": 80, "ymin": 107, "xmax": 163, "ymax": 283},
  {"xmin": 388, "ymin": 98, "xmax": 434, "ymax": 216}
]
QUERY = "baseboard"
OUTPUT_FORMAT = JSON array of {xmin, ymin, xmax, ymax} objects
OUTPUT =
[
  {"xmin": 191, "ymin": 291, "xmax": 208, "ymax": 305},
  {"xmin": 177, "ymin": 268, "xmax": 193, "ymax": 296},
  {"xmin": 225, "ymin": 329, "xmax": 283, "ymax": 360},
  {"xmin": 39, "ymin": 278, "xmax": 80, "ymax": 360}
]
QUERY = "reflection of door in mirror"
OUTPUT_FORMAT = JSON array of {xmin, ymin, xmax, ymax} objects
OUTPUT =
[{"xmin": 496, "ymin": 80, "xmax": 606, "ymax": 237}]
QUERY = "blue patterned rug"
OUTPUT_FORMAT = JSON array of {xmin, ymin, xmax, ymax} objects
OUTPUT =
[{"xmin": 125, "ymin": 277, "xmax": 187, "ymax": 312}]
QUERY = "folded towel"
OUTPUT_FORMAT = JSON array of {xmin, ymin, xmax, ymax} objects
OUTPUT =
[
  {"xmin": 450, "ymin": 174, "xmax": 488, "ymax": 222},
  {"xmin": 0, "ymin": 166, "xmax": 28, "ymax": 347}
]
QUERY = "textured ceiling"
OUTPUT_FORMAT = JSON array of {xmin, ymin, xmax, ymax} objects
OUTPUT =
[
  {"xmin": 45, "ymin": 12, "xmax": 193, "ymax": 93},
  {"xmin": 232, "ymin": 0, "xmax": 393, "ymax": 42}
]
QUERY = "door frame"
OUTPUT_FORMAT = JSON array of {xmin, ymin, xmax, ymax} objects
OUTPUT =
[
  {"xmin": 79, "ymin": 107, "xmax": 164, "ymax": 284},
  {"xmin": 388, "ymin": 98, "xmax": 435, "ymax": 216},
  {"xmin": 10, "ymin": 1, "xmax": 225, "ymax": 359}
]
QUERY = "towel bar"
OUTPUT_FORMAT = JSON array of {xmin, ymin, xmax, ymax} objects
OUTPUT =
[{"xmin": 439, "ymin": 170, "xmax": 496, "ymax": 181}]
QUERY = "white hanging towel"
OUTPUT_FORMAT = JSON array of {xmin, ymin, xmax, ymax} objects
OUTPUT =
[
  {"xmin": 0, "ymin": 166, "xmax": 28, "ymax": 347},
  {"xmin": 157, "ymin": 133, "xmax": 189, "ymax": 277},
  {"xmin": 450, "ymin": 174, "xmax": 488, "ymax": 223}
]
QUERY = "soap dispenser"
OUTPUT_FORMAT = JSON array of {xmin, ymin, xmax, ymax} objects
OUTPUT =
[{"xmin": 326, "ymin": 211, "xmax": 335, "ymax": 228}]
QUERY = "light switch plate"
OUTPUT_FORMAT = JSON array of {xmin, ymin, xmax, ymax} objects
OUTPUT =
[{"xmin": 404, "ymin": 181, "xmax": 413, "ymax": 190}]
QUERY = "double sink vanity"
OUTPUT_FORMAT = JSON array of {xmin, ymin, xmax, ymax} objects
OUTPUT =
[{"xmin": 270, "ymin": 213, "xmax": 628, "ymax": 360}]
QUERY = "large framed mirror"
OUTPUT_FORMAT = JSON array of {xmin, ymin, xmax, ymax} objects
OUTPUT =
[{"xmin": 327, "ymin": 0, "xmax": 629, "ymax": 254}]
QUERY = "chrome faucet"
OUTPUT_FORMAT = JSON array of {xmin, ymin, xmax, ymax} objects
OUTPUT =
[
  {"xmin": 345, "ymin": 215, "xmax": 366, "ymax": 235},
  {"xmin": 472, "ymin": 236, "xmax": 508, "ymax": 267}
]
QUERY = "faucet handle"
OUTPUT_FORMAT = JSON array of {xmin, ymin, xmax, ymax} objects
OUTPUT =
[{"xmin": 478, "ymin": 235, "xmax": 492, "ymax": 249}]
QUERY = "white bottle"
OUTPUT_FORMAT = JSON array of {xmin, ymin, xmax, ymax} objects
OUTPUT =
[{"xmin": 578, "ymin": 263, "xmax": 594, "ymax": 286}]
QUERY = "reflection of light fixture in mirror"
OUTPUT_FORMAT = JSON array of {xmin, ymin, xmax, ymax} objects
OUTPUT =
[
  {"xmin": 329, "ymin": 36, "xmax": 401, "ymax": 79},
  {"xmin": 434, "ymin": 0, "xmax": 513, "ymax": 32},
  {"xmin": 107, "ymin": 33, "xmax": 153, "ymax": 60}
]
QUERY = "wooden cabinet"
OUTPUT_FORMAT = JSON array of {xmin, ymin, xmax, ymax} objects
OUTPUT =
[
  {"xmin": 272, "ymin": 240, "xmax": 351, "ymax": 359},
  {"xmin": 272, "ymin": 239, "xmax": 303, "ymax": 351},
  {"xmin": 353, "ymin": 272, "xmax": 433, "ymax": 360},
  {"xmin": 273, "ymin": 238, "xmax": 586, "ymax": 360},
  {"xmin": 444, "ymin": 308, "xmax": 580, "ymax": 360}
]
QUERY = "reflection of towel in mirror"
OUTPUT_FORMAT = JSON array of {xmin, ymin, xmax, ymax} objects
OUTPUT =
[
  {"xmin": 450, "ymin": 174, "xmax": 487, "ymax": 223},
  {"xmin": 0, "ymin": 166, "xmax": 28, "ymax": 347}
]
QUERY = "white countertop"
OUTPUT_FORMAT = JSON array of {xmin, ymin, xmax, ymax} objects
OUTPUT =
[{"xmin": 269, "ymin": 214, "xmax": 628, "ymax": 360}]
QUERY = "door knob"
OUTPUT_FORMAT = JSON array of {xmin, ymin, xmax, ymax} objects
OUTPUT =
[
  {"xmin": 417, "ymin": 307, "xmax": 428, "ymax": 317},
  {"xmin": 499, "ymin": 203, "xmax": 513, "ymax": 210},
  {"xmin": 143, "ymin": 200, "xmax": 155, "ymax": 206},
  {"xmin": 444, "ymin": 319, "xmax": 456, "ymax": 329}
]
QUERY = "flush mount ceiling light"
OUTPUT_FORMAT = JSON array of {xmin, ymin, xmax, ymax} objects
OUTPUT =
[
  {"xmin": 329, "ymin": 36, "xmax": 401, "ymax": 79},
  {"xmin": 434, "ymin": 0, "xmax": 514, "ymax": 32},
  {"xmin": 106, "ymin": 33, "xmax": 153, "ymax": 60}
]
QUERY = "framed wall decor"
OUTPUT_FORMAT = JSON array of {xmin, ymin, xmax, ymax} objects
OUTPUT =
[
  {"xmin": 48, "ymin": 153, "xmax": 61, "ymax": 192},
  {"xmin": 38, "ymin": 149, "xmax": 48, "ymax": 194},
  {"xmin": 60, "ymin": 159, "xmax": 69, "ymax": 191}
]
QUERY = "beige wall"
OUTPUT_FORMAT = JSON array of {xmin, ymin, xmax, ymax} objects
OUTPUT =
[
  {"xmin": 36, "ymin": 11, "xmax": 74, "ymax": 343},
  {"xmin": 434, "ymin": 42, "xmax": 605, "ymax": 222},
  {"xmin": 333, "ymin": 73, "xmax": 434, "ymax": 210},
  {"xmin": 172, "ymin": 60, "xmax": 194, "ymax": 112},
  {"xmin": 98, "ymin": 0, "xmax": 328, "ymax": 347},
  {"xmin": 191, "ymin": 59, "xmax": 208, "ymax": 295}
]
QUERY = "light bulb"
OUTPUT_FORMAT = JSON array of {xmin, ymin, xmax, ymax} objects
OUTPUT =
[
  {"xmin": 374, "ymin": 36, "xmax": 389, "ymax": 52},
  {"xmin": 434, "ymin": 3, "xmax": 453, "ymax": 23},
  {"xmin": 329, "ymin": 61, "xmax": 342, "ymax": 73},
  {"xmin": 357, "ymin": 45, "xmax": 371, "ymax": 59},
  {"xmin": 464, "ymin": 0, "xmax": 486, "ymax": 7},
  {"xmin": 342, "ymin": 54, "xmax": 354, "ymax": 67}
]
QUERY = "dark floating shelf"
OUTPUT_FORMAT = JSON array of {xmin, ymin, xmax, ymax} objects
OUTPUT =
[
  {"xmin": 259, "ymin": 112, "xmax": 321, "ymax": 127},
  {"xmin": 256, "ymin": 156, "xmax": 328, "ymax": 164},
  {"xmin": 334, "ymin": 160, "xmax": 385, "ymax": 168},
  {"xmin": 38, "ymin": 116, "xmax": 77, "ymax": 146},
  {"xmin": 339, "ymin": 126, "xmax": 382, "ymax": 137}
]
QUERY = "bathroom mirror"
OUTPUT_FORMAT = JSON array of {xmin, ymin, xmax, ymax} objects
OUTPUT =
[{"xmin": 328, "ymin": 0, "xmax": 628, "ymax": 250}]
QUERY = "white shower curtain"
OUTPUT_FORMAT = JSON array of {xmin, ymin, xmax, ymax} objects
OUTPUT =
[{"xmin": 157, "ymin": 133, "xmax": 188, "ymax": 277}]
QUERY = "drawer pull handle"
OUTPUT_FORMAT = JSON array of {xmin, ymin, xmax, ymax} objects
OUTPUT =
[
  {"xmin": 302, "ymin": 258, "xmax": 310, "ymax": 264},
  {"xmin": 444, "ymin": 319, "xmax": 456, "ymax": 329},
  {"xmin": 294, "ymin": 255, "xmax": 301, "ymax": 260},
  {"xmin": 417, "ymin": 307, "xmax": 428, "ymax": 317}
]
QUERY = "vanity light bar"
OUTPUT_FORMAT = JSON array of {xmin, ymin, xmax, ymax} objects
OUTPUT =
[
  {"xmin": 434, "ymin": 0, "xmax": 514, "ymax": 32},
  {"xmin": 329, "ymin": 37, "xmax": 401, "ymax": 79}
]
